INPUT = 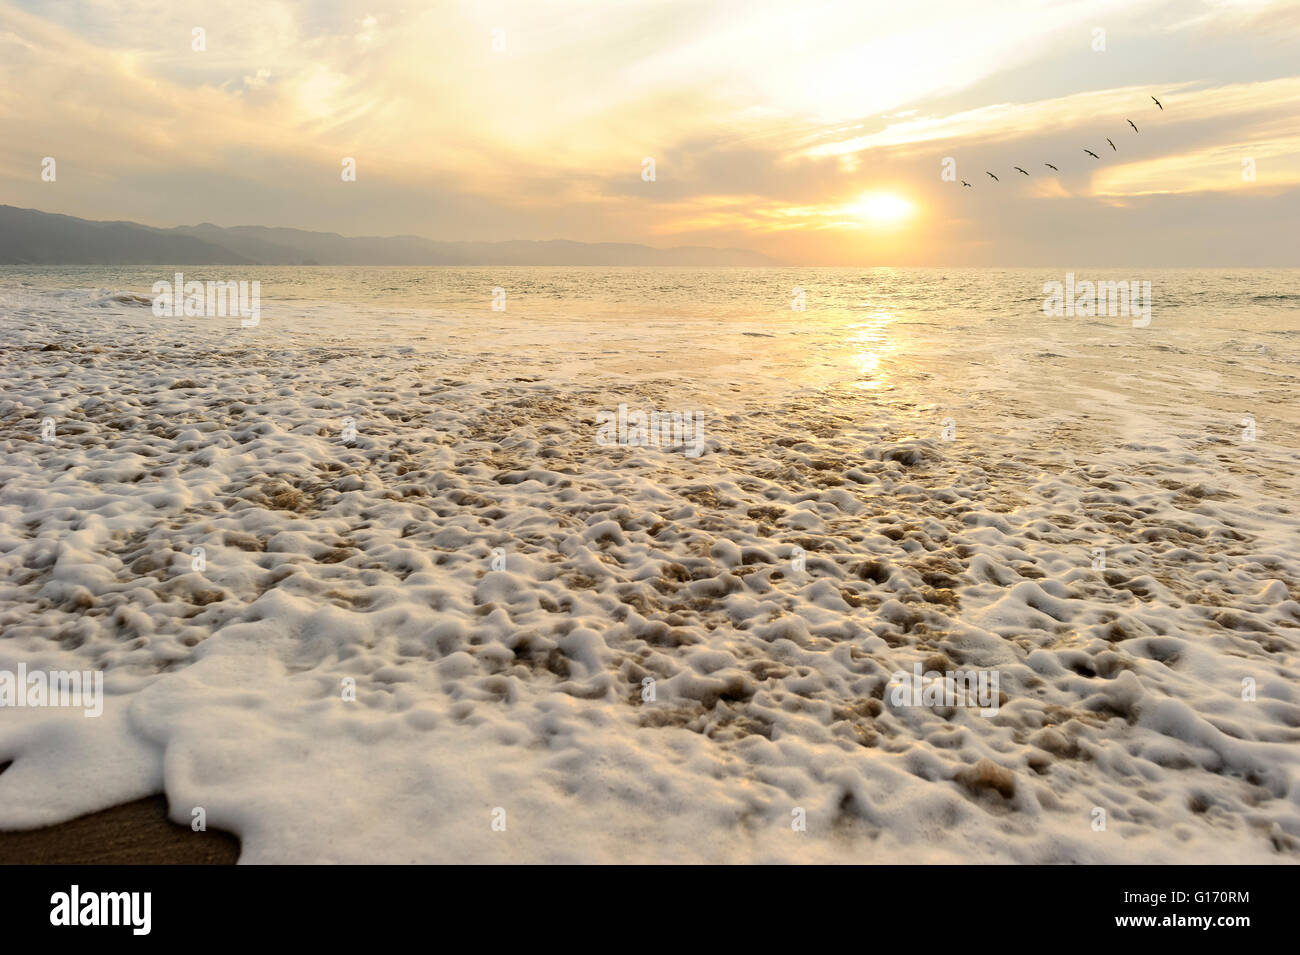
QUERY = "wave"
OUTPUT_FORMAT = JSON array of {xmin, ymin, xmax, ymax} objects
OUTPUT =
[{"xmin": 89, "ymin": 291, "xmax": 154, "ymax": 307}]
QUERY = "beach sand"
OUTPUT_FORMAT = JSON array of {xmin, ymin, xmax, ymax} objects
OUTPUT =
[{"xmin": 0, "ymin": 782, "xmax": 238, "ymax": 864}]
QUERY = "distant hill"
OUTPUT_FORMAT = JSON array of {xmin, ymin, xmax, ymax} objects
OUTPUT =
[
  {"xmin": 0, "ymin": 205, "xmax": 775, "ymax": 266},
  {"xmin": 0, "ymin": 205, "xmax": 253, "ymax": 265}
]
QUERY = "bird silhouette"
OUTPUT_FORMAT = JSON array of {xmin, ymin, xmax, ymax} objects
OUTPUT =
[
  {"xmin": 1014, "ymin": 166, "xmax": 1029, "ymax": 176},
  {"xmin": 1107, "ymin": 138, "xmax": 1116, "ymax": 151},
  {"xmin": 1084, "ymin": 148, "xmax": 1100, "ymax": 159},
  {"xmin": 961, "ymin": 180, "xmax": 971, "ymax": 187},
  {"xmin": 1044, "ymin": 163, "xmax": 1059, "ymax": 171},
  {"xmin": 986, "ymin": 171, "xmax": 999, "ymax": 182},
  {"xmin": 1128, "ymin": 119, "xmax": 1139, "ymax": 133},
  {"xmin": 1152, "ymin": 95, "xmax": 1163, "ymax": 110}
]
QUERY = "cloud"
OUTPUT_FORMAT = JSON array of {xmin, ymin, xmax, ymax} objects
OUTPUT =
[{"xmin": 0, "ymin": 0, "xmax": 1297, "ymax": 263}]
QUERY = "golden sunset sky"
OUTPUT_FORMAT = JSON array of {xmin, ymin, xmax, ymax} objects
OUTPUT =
[{"xmin": 1, "ymin": 0, "xmax": 1298, "ymax": 264}]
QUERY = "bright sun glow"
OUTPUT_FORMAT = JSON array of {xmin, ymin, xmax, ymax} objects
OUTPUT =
[{"xmin": 848, "ymin": 192, "xmax": 915, "ymax": 226}]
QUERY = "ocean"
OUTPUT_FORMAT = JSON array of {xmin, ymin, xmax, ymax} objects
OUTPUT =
[{"xmin": 1, "ymin": 266, "xmax": 1298, "ymax": 862}]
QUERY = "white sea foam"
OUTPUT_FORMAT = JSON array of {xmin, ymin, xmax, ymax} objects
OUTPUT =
[{"xmin": 1, "ymin": 269, "xmax": 1298, "ymax": 862}]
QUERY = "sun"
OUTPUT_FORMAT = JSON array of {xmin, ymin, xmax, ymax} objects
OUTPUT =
[{"xmin": 847, "ymin": 192, "xmax": 915, "ymax": 227}]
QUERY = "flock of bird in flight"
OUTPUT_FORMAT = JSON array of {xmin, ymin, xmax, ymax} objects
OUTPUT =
[{"xmin": 960, "ymin": 95, "xmax": 1164, "ymax": 187}]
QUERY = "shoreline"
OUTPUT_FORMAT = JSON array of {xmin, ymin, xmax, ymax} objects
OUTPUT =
[{"xmin": 1, "ymin": 278, "xmax": 1297, "ymax": 863}]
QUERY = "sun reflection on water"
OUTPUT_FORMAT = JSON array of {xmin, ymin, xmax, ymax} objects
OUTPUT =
[{"xmin": 847, "ymin": 310, "xmax": 898, "ymax": 389}]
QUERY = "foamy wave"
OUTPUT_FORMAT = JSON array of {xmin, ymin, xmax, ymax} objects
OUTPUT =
[
  {"xmin": 0, "ymin": 280, "xmax": 1297, "ymax": 863},
  {"xmin": 89, "ymin": 290, "xmax": 154, "ymax": 308}
]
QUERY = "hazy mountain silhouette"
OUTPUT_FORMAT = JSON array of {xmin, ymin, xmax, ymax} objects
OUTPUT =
[{"xmin": 0, "ymin": 205, "xmax": 775, "ymax": 266}]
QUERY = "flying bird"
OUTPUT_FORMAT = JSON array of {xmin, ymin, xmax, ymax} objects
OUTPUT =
[
  {"xmin": 1084, "ymin": 148, "xmax": 1100, "ymax": 159},
  {"xmin": 1014, "ymin": 166, "xmax": 1029, "ymax": 176},
  {"xmin": 961, "ymin": 180, "xmax": 972, "ymax": 187},
  {"xmin": 1044, "ymin": 163, "xmax": 1059, "ymax": 171},
  {"xmin": 1128, "ymin": 119, "xmax": 1139, "ymax": 133},
  {"xmin": 986, "ymin": 171, "xmax": 999, "ymax": 182},
  {"xmin": 1152, "ymin": 96, "xmax": 1163, "ymax": 110},
  {"xmin": 1107, "ymin": 138, "xmax": 1116, "ymax": 151}
]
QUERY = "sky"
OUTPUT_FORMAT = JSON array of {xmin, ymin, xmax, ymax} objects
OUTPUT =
[{"xmin": 1, "ymin": 0, "xmax": 1298, "ymax": 265}]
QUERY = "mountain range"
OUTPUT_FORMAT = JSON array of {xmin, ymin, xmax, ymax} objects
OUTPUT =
[{"xmin": 0, "ymin": 204, "xmax": 775, "ymax": 266}]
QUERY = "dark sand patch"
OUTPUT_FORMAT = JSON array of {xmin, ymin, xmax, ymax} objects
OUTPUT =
[{"xmin": 0, "ymin": 791, "xmax": 239, "ymax": 865}]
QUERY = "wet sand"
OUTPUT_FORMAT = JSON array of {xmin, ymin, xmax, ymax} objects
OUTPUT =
[{"xmin": 0, "ymin": 771, "xmax": 238, "ymax": 864}]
